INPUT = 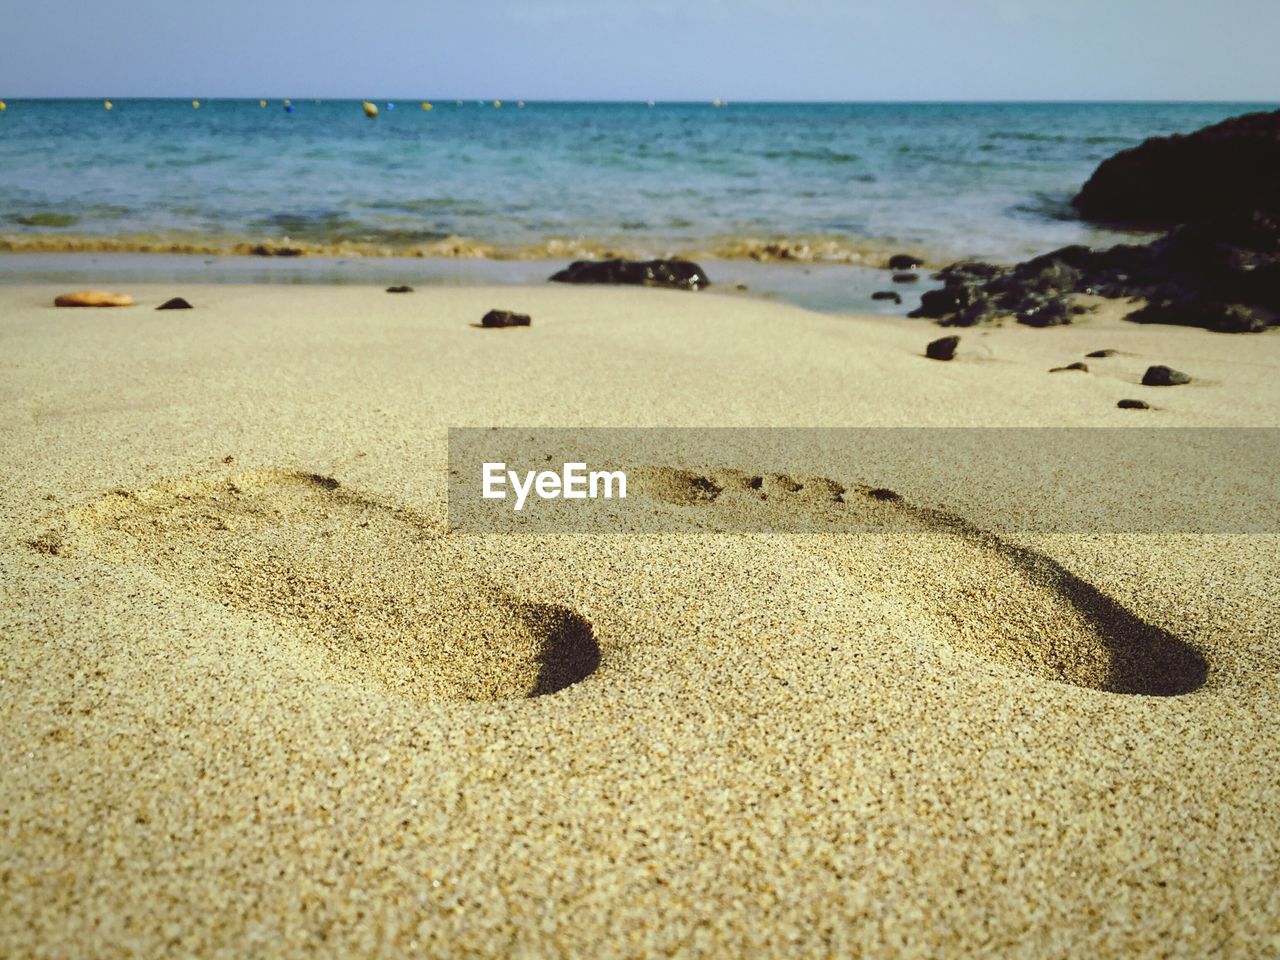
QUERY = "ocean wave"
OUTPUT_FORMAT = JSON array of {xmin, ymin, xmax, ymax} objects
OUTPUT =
[
  {"xmin": 988, "ymin": 131, "xmax": 1072, "ymax": 143},
  {"xmin": 0, "ymin": 231, "xmax": 943, "ymax": 266},
  {"xmin": 760, "ymin": 149, "xmax": 861, "ymax": 163}
]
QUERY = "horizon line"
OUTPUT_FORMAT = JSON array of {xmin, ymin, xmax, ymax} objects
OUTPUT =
[{"xmin": 2, "ymin": 96, "xmax": 1277, "ymax": 105}]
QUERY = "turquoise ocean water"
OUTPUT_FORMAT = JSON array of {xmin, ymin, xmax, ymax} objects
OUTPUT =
[
  {"xmin": 2, "ymin": 100, "xmax": 1269, "ymax": 259},
  {"xmin": 1, "ymin": 100, "xmax": 1272, "ymax": 267}
]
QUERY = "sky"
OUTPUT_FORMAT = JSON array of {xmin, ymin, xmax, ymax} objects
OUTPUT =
[{"xmin": 1, "ymin": 0, "xmax": 1278, "ymax": 101}]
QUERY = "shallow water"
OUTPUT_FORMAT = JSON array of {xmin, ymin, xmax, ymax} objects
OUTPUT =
[
  {"xmin": 0, "ymin": 252, "xmax": 918, "ymax": 316},
  {"xmin": 1, "ymin": 100, "xmax": 1272, "ymax": 265}
]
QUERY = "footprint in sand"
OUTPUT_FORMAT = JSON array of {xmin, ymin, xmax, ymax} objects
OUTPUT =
[
  {"xmin": 51, "ymin": 470, "xmax": 600, "ymax": 703},
  {"xmin": 629, "ymin": 466, "xmax": 1209, "ymax": 697},
  {"xmin": 39, "ymin": 465, "xmax": 1207, "ymax": 704}
]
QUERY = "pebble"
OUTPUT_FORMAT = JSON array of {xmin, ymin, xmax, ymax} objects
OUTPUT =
[
  {"xmin": 156, "ymin": 297, "xmax": 193, "ymax": 310},
  {"xmin": 1142, "ymin": 365, "xmax": 1192, "ymax": 386},
  {"xmin": 1118, "ymin": 399, "xmax": 1151, "ymax": 409},
  {"xmin": 481, "ymin": 309, "xmax": 532, "ymax": 328},
  {"xmin": 926, "ymin": 335, "xmax": 959, "ymax": 361},
  {"xmin": 887, "ymin": 253, "xmax": 923, "ymax": 270}
]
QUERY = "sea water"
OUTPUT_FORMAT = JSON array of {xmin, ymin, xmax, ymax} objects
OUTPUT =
[{"xmin": 1, "ymin": 99, "xmax": 1271, "ymax": 268}]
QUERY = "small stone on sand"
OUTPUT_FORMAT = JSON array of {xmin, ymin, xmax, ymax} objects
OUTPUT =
[
  {"xmin": 481, "ymin": 309, "xmax": 532, "ymax": 328},
  {"xmin": 926, "ymin": 335, "xmax": 959, "ymax": 361},
  {"xmin": 1118, "ymin": 398, "xmax": 1152, "ymax": 409},
  {"xmin": 156, "ymin": 297, "xmax": 193, "ymax": 310},
  {"xmin": 1142, "ymin": 365, "xmax": 1192, "ymax": 386}
]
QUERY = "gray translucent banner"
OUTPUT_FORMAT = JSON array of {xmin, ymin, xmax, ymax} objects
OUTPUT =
[{"xmin": 447, "ymin": 428, "xmax": 1280, "ymax": 534}]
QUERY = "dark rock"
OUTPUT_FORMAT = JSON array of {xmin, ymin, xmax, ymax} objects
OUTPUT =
[
  {"xmin": 925, "ymin": 335, "xmax": 959, "ymax": 361},
  {"xmin": 1015, "ymin": 298, "xmax": 1075, "ymax": 328},
  {"xmin": 386, "ymin": 285, "xmax": 414, "ymax": 294},
  {"xmin": 481, "ymin": 309, "xmax": 532, "ymax": 328},
  {"xmin": 1141, "ymin": 365, "xmax": 1192, "ymax": 386},
  {"xmin": 1073, "ymin": 109, "xmax": 1280, "ymax": 227},
  {"xmin": 871, "ymin": 291, "xmax": 902, "ymax": 304},
  {"xmin": 550, "ymin": 258, "xmax": 709, "ymax": 291},
  {"xmin": 914, "ymin": 214, "xmax": 1280, "ymax": 334},
  {"xmin": 936, "ymin": 260, "xmax": 1003, "ymax": 282},
  {"xmin": 1127, "ymin": 299, "xmax": 1270, "ymax": 333},
  {"xmin": 887, "ymin": 254, "xmax": 923, "ymax": 270},
  {"xmin": 1086, "ymin": 349, "xmax": 1118, "ymax": 358},
  {"xmin": 911, "ymin": 281, "xmax": 982, "ymax": 320},
  {"xmin": 156, "ymin": 297, "xmax": 192, "ymax": 310},
  {"xmin": 1117, "ymin": 399, "xmax": 1151, "ymax": 409},
  {"xmin": 915, "ymin": 111, "xmax": 1280, "ymax": 335},
  {"xmin": 1050, "ymin": 362, "xmax": 1089, "ymax": 373},
  {"xmin": 892, "ymin": 272, "xmax": 919, "ymax": 283}
]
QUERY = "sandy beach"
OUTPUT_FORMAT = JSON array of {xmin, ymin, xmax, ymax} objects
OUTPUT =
[{"xmin": 1, "ymin": 282, "xmax": 1278, "ymax": 956}]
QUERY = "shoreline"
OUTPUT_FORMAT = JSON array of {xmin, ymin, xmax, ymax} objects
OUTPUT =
[
  {"xmin": 0, "ymin": 232, "xmax": 967, "ymax": 266},
  {"xmin": 0, "ymin": 252, "xmax": 932, "ymax": 315}
]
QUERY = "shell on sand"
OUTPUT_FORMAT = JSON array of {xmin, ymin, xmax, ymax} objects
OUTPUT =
[{"xmin": 53, "ymin": 290, "xmax": 135, "ymax": 307}]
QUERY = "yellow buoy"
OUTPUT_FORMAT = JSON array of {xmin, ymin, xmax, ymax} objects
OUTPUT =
[
  {"xmin": 192, "ymin": 99, "xmax": 200, "ymax": 109},
  {"xmin": 283, "ymin": 98, "xmax": 292, "ymax": 106},
  {"xmin": 259, "ymin": 99, "xmax": 267, "ymax": 108},
  {"xmin": 493, "ymin": 99, "xmax": 501, "ymax": 108},
  {"xmin": 0, "ymin": 101, "xmax": 7, "ymax": 112},
  {"xmin": 362, "ymin": 100, "xmax": 379, "ymax": 118},
  {"xmin": 104, "ymin": 100, "xmax": 113, "ymax": 110},
  {"xmin": 421, "ymin": 101, "xmax": 432, "ymax": 111}
]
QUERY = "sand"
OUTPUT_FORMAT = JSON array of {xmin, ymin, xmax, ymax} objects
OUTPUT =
[{"xmin": 2, "ymin": 282, "xmax": 1279, "ymax": 958}]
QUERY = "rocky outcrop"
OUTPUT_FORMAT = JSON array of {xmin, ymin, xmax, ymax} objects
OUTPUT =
[
  {"xmin": 914, "ymin": 110, "xmax": 1280, "ymax": 334},
  {"xmin": 1073, "ymin": 109, "xmax": 1280, "ymax": 227},
  {"xmin": 911, "ymin": 210, "xmax": 1280, "ymax": 333},
  {"xmin": 550, "ymin": 259, "xmax": 710, "ymax": 292}
]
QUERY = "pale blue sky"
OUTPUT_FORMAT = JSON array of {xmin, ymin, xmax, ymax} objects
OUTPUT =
[{"xmin": 2, "ymin": 0, "xmax": 1278, "ymax": 101}]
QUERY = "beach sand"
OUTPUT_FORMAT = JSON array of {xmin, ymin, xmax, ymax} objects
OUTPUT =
[{"xmin": 2, "ymin": 283, "xmax": 1279, "ymax": 957}]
